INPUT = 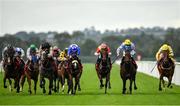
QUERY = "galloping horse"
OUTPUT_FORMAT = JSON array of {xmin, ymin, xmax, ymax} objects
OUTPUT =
[
  {"xmin": 39, "ymin": 50, "xmax": 54, "ymax": 95},
  {"xmin": 57, "ymin": 59, "xmax": 73, "ymax": 94},
  {"xmin": 120, "ymin": 51, "xmax": 137, "ymax": 94},
  {"xmin": 69, "ymin": 56, "xmax": 83, "ymax": 94},
  {"xmin": 157, "ymin": 50, "xmax": 175, "ymax": 91},
  {"xmin": 20, "ymin": 54, "xmax": 39, "ymax": 94},
  {"xmin": 3, "ymin": 46, "xmax": 24, "ymax": 93},
  {"xmin": 96, "ymin": 50, "xmax": 111, "ymax": 94}
]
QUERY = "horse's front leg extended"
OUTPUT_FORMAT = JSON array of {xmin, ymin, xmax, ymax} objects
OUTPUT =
[
  {"xmin": 40, "ymin": 75, "xmax": 46, "ymax": 94},
  {"xmin": 129, "ymin": 78, "xmax": 133, "ymax": 94},
  {"xmin": 3, "ymin": 75, "xmax": 7, "ymax": 88},
  {"xmin": 105, "ymin": 73, "xmax": 110, "ymax": 94},
  {"xmin": 26, "ymin": 73, "xmax": 32, "ymax": 94},
  {"xmin": 74, "ymin": 76, "xmax": 80, "ymax": 95},
  {"xmin": 167, "ymin": 76, "xmax": 173, "ymax": 88},
  {"xmin": 159, "ymin": 75, "xmax": 163, "ymax": 91},
  {"xmin": 19, "ymin": 74, "xmax": 25, "ymax": 92},
  {"xmin": 8, "ymin": 78, "xmax": 12, "ymax": 92},
  {"xmin": 122, "ymin": 78, "xmax": 126, "ymax": 94},
  {"xmin": 48, "ymin": 77, "xmax": 53, "ymax": 95}
]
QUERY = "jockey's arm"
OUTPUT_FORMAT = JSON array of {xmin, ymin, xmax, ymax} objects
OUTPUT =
[
  {"xmin": 168, "ymin": 46, "xmax": 174, "ymax": 57},
  {"xmin": 21, "ymin": 48, "xmax": 25, "ymax": 58},
  {"xmin": 26, "ymin": 48, "xmax": 31, "ymax": 60},
  {"xmin": 116, "ymin": 43, "xmax": 123, "ymax": 56}
]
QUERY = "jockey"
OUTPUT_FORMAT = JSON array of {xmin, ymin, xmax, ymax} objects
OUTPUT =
[
  {"xmin": 15, "ymin": 47, "xmax": 25, "ymax": 59},
  {"xmin": 156, "ymin": 44, "xmax": 175, "ymax": 63},
  {"xmin": 116, "ymin": 39, "xmax": 137, "ymax": 69},
  {"xmin": 26, "ymin": 44, "xmax": 39, "ymax": 64},
  {"xmin": 58, "ymin": 48, "xmax": 68, "ymax": 61},
  {"xmin": 68, "ymin": 44, "xmax": 82, "ymax": 69},
  {"xmin": 2, "ymin": 44, "xmax": 15, "ymax": 60},
  {"xmin": 95, "ymin": 43, "xmax": 112, "ymax": 70},
  {"xmin": 51, "ymin": 46, "xmax": 61, "ymax": 60}
]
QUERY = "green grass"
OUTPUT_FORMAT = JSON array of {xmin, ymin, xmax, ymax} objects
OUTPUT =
[{"xmin": 0, "ymin": 63, "xmax": 180, "ymax": 105}]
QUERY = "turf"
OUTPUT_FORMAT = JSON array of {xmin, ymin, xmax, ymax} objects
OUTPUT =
[{"xmin": 0, "ymin": 63, "xmax": 180, "ymax": 105}]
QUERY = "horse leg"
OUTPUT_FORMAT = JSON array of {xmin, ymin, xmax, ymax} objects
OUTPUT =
[
  {"xmin": 26, "ymin": 74, "xmax": 32, "ymax": 94},
  {"xmin": 61, "ymin": 76, "xmax": 65, "ymax": 93},
  {"xmin": 67, "ymin": 75, "xmax": 73, "ymax": 95},
  {"xmin": 105, "ymin": 73, "xmax": 110, "ymax": 94},
  {"xmin": 40, "ymin": 75, "xmax": 46, "ymax": 94},
  {"xmin": 8, "ymin": 78, "xmax": 13, "ymax": 92},
  {"xmin": 167, "ymin": 76, "xmax": 173, "ymax": 88},
  {"xmin": 3, "ymin": 74, "xmax": 7, "ymax": 88},
  {"xmin": 53, "ymin": 74, "xmax": 57, "ymax": 93},
  {"xmin": 15, "ymin": 77, "xmax": 20, "ymax": 93},
  {"xmin": 74, "ymin": 76, "xmax": 79, "ymax": 95},
  {"xmin": 133, "ymin": 75, "xmax": 137, "ymax": 90},
  {"xmin": 159, "ymin": 75, "xmax": 163, "ymax": 91},
  {"xmin": 122, "ymin": 79, "xmax": 126, "ymax": 94},
  {"xmin": 34, "ymin": 79, "xmax": 37, "ymax": 94},
  {"xmin": 129, "ymin": 79, "xmax": 133, "ymax": 94},
  {"xmin": 19, "ymin": 74, "xmax": 26, "ymax": 92},
  {"xmin": 48, "ymin": 76, "xmax": 53, "ymax": 95},
  {"xmin": 78, "ymin": 72, "xmax": 82, "ymax": 91}
]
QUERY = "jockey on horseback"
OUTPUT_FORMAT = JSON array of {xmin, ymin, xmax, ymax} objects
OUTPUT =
[
  {"xmin": 14, "ymin": 47, "xmax": 25, "ymax": 70},
  {"xmin": 26, "ymin": 44, "xmax": 39, "ymax": 64},
  {"xmin": 116, "ymin": 39, "xmax": 137, "ymax": 69},
  {"xmin": 156, "ymin": 44, "xmax": 175, "ymax": 65},
  {"xmin": 2, "ymin": 44, "xmax": 16, "ymax": 68},
  {"xmin": 95, "ymin": 43, "xmax": 112, "ymax": 71},
  {"xmin": 58, "ymin": 48, "xmax": 68, "ymax": 61},
  {"xmin": 39, "ymin": 42, "xmax": 57, "ymax": 71},
  {"xmin": 68, "ymin": 44, "xmax": 83, "ymax": 69}
]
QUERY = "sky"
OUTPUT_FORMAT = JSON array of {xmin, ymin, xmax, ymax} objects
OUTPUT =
[{"xmin": 0, "ymin": 0, "xmax": 180, "ymax": 35}]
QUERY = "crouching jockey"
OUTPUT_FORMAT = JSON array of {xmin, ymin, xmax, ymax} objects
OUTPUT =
[
  {"xmin": 14, "ymin": 47, "xmax": 25, "ymax": 71},
  {"xmin": 51, "ymin": 46, "xmax": 61, "ymax": 65},
  {"xmin": 68, "ymin": 44, "xmax": 83, "ymax": 70},
  {"xmin": 156, "ymin": 44, "xmax": 175, "ymax": 67},
  {"xmin": 58, "ymin": 48, "xmax": 68, "ymax": 62},
  {"xmin": 26, "ymin": 44, "xmax": 39, "ymax": 65},
  {"xmin": 39, "ymin": 42, "xmax": 57, "ymax": 72},
  {"xmin": 116, "ymin": 39, "xmax": 137, "ymax": 69},
  {"xmin": 94, "ymin": 43, "xmax": 112, "ymax": 71}
]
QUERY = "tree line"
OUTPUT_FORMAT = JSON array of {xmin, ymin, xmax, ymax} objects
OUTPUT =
[{"xmin": 0, "ymin": 27, "xmax": 180, "ymax": 61}]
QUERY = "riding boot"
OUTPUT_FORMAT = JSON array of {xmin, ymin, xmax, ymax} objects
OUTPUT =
[{"xmin": 131, "ymin": 57, "xmax": 138, "ymax": 69}]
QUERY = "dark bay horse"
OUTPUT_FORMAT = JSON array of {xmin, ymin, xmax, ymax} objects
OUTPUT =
[
  {"xmin": 157, "ymin": 50, "xmax": 175, "ymax": 91},
  {"xmin": 96, "ymin": 50, "xmax": 111, "ymax": 94},
  {"xmin": 3, "ymin": 47, "xmax": 24, "ymax": 93},
  {"xmin": 57, "ymin": 59, "xmax": 73, "ymax": 94},
  {"xmin": 69, "ymin": 56, "xmax": 83, "ymax": 94},
  {"xmin": 39, "ymin": 50, "xmax": 54, "ymax": 95},
  {"xmin": 120, "ymin": 52, "xmax": 137, "ymax": 94},
  {"xmin": 20, "ymin": 55, "xmax": 39, "ymax": 94}
]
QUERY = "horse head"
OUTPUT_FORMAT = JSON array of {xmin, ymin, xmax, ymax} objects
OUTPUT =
[
  {"xmin": 160, "ymin": 50, "xmax": 171, "ymax": 69},
  {"xmin": 124, "ymin": 51, "xmax": 131, "ymax": 63},
  {"xmin": 4, "ymin": 47, "xmax": 15, "ymax": 65}
]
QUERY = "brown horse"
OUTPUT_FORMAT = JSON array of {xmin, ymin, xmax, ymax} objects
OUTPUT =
[
  {"xmin": 120, "ymin": 51, "xmax": 137, "ymax": 94},
  {"xmin": 57, "ymin": 59, "xmax": 73, "ymax": 94},
  {"xmin": 69, "ymin": 56, "xmax": 83, "ymax": 94},
  {"xmin": 20, "ymin": 55, "xmax": 39, "ymax": 94},
  {"xmin": 96, "ymin": 50, "xmax": 111, "ymax": 94},
  {"xmin": 39, "ymin": 50, "xmax": 54, "ymax": 95},
  {"xmin": 157, "ymin": 50, "xmax": 175, "ymax": 91},
  {"xmin": 3, "ymin": 47, "xmax": 24, "ymax": 93}
]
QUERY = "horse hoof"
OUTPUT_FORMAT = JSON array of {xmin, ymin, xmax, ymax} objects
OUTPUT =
[
  {"xmin": 122, "ymin": 91, "xmax": 125, "ymax": 94},
  {"xmin": 134, "ymin": 86, "xmax": 137, "ymax": 90},
  {"xmin": 108, "ymin": 86, "xmax": 111, "ymax": 89},
  {"xmin": 48, "ymin": 91, "xmax": 52, "ymax": 95},
  {"xmin": 159, "ymin": 88, "xmax": 162, "ymax": 91},
  {"xmin": 170, "ymin": 86, "xmax": 173, "ymax": 88},
  {"xmin": 28, "ymin": 90, "xmax": 32, "ymax": 94},
  {"xmin": 43, "ymin": 89, "xmax": 46, "ymax": 94},
  {"xmin": 4, "ymin": 85, "xmax": 7, "ymax": 88},
  {"xmin": 78, "ymin": 88, "xmax": 81, "ymax": 91}
]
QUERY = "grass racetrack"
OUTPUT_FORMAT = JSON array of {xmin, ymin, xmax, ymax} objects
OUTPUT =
[{"xmin": 0, "ymin": 63, "xmax": 180, "ymax": 105}]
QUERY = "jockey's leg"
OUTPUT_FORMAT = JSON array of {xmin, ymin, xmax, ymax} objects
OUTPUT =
[{"xmin": 131, "ymin": 57, "xmax": 138, "ymax": 69}]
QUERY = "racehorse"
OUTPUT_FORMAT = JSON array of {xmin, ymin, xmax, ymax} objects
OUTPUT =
[
  {"xmin": 157, "ymin": 50, "xmax": 175, "ymax": 91},
  {"xmin": 120, "ymin": 51, "xmax": 137, "ymax": 94},
  {"xmin": 3, "ymin": 46, "xmax": 24, "ymax": 93},
  {"xmin": 57, "ymin": 59, "xmax": 73, "ymax": 94},
  {"xmin": 20, "ymin": 54, "xmax": 39, "ymax": 94},
  {"xmin": 39, "ymin": 50, "xmax": 54, "ymax": 95},
  {"xmin": 69, "ymin": 56, "xmax": 83, "ymax": 94},
  {"xmin": 96, "ymin": 50, "xmax": 111, "ymax": 94}
]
